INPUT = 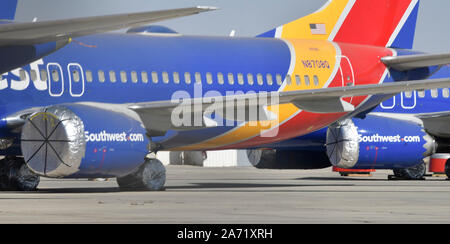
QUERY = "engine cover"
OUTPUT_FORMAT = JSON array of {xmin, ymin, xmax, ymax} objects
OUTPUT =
[
  {"xmin": 326, "ymin": 115, "xmax": 436, "ymax": 169},
  {"xmin": 21, "ymin": 104, "xmax": 150, "ymax": 178}
]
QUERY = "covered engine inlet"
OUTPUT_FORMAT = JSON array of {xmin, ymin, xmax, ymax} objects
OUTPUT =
[
  {"xmin": 326, "ymin": 115, "xmax": 436, "ymax": 169},
  {"xmin": 21, "ymin": 105, "xmax": 150, "ymax": 178}
]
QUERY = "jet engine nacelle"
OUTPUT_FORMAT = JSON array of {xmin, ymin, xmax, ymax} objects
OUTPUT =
[
  {"xmin": 326, "ymin": 115, "xmax": 436, "ymax": 169},
  {"xmin": 20, "ymin": 104, "xmax": 150, "ymax": 178},
  {"xmin": 246, "ymin": 149, "xmax": 331, "ymax": 169}
]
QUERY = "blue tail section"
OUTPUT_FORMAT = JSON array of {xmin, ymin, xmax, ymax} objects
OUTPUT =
[
  {"xmin": 0, "ymin": 0, "xmax": 18, "ymax": 20},
  {"xmin": 389, "ymin": 0, "xmax": 420, "ymax": 50}
]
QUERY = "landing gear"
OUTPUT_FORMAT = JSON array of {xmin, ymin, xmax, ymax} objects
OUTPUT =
[
  {"xmin": 0, "ymin": 156, "xmax": 40, "ymax": 191},
  {"xmin": 117, "ymin": 158, "xmax": 166, "ymax": 191},
  {"xmin": 392, "ymin": 163, "xmax": 426, "ymax": 180}
]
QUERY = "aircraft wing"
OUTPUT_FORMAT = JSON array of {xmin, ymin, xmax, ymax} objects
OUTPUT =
[
  {"xmin": 382, "ymin": 53, "xmax": 450, "ymax": 71},
  {"xmin": 0, "ymin": 6, "xmax": 217, "ymax": 46},
  {"xmin": 129, "ymin": 77, "xmax": 450, "ymax": 136},
  {"xmin": 418, "ymin": 112, "xmax": 450, "ymax": 138}
]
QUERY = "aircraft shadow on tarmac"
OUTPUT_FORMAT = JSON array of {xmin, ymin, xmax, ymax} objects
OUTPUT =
[
  {"xmin": 165, "ymin": 182, "xmax": 355, "ymax": 191},
  {"xmin": 13, "ymin": 176, "xmax": 445, "ymax": 194},
  {"xmin": 296, "ymin": 176, "xmax": 391, "ymax": 181},
  {"xmin": 29, "ymin": 182, "xmax": 355, "ymax": 193},
  {"xmin": 10, "ymin": 179, "xmax": 446, "ymax": 194},
  {"xmin": 35, "ymin": 187, "xmax": 121, "ymax": 194}
]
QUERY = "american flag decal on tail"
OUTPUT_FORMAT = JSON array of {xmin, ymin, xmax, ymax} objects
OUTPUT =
[{"xmin": 310, "ymin": 23, "xmax": 326, "ymax": 35}]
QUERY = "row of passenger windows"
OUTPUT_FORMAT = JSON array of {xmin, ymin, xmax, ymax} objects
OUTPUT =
[
  {"xmin": 84, "ymin": 70, "xmax": 320, "ymax": 87},
  {"xmin": 15, "ymin": 68, "xmax": 321, "ymax": 87},
  {"xmin": 404, "ymin": 89, "xmax": 450, "ymax": 99},
  {"xmin": 7, "ymin": 69, "xmax": 450, "ymax": 99}
]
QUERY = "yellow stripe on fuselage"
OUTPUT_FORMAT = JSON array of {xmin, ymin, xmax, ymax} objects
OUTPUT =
[
  {"xmin": 174, "ymin": 39, "xmax": 339, "ymax": 151},
  {"xmin": 279, "ymin": 0, "xmax": 351, "ymax": 40}
]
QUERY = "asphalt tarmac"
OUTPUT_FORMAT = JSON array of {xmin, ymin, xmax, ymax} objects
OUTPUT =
[{"xmin": 0, "ymin": 166, "xmax": 449, "ymax": 224}]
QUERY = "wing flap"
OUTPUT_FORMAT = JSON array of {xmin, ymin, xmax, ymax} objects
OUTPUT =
[
  {"xmin": 292, "ymin": 98, "xmax": 355, "ymax": 113},
  {"xmin": 419, "ymin": 112, "xmax": 450, "ymax": 138},
  {"xmin": 382, "ymin": 53, "xmax": 450, "ymax": 71}
]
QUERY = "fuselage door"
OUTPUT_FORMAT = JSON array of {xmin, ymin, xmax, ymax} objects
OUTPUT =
[
  {"xmin": 401, "ymin": 90, "xmax": 417, "ymax": 109},
  {"xmin": 47, "ymin": 63, "xmax": 64, "ymax": 97},
  {"xmin": 68, "ymin": 63, "xmax": 85, "ymax": 97},
  {"xmin": 337, "ymin": 55, "xmax": 355, "ymax": 103}
]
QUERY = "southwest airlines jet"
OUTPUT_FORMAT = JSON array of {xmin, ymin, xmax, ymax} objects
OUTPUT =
[
  {"xmin": 0, "ymin": 0, "xmax": 449, "ymax": 191},
  {"xmin": 248, "ymin": 66, "xmax": 450, "ymax": 180}
]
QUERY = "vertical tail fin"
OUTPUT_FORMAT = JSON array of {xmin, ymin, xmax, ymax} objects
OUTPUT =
[
  {"xmin": 259, "ymin": 0, "xmax": 420, "ymax": 49},
  {"xmin": 0, "ymin": 0, "xmax": 18, "ymax": 20}
]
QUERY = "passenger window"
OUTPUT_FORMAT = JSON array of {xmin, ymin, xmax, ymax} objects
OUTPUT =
[
  {"xmin": 141, "ymin": 71, "xmax": 148, "ymax": 83},
  {"xmin": 195, "ymin": 72, "xmax": 202, "ymax": 83},
  {"xmin": 405, "ymin": 91, "xmax": 413, "ymax": 98},
  {"xmin": 431, "ymin": 89, "xmax": 438, "ymax": 98},
  {"xmin": 228, "ymin": 73, "xmax": 234, "ymax": 85},
  {"xmin": 266, "ymin": 74, "xmax": 273, "ymax": 85},
  {"xmin": 443, "ymin": 88, "xmax": 450, "ymax": 98},
  {"xmin": 286, "ymin": 75, "xmax": 292, "ymax": 85},
  {"xmin": 98, "ymin": 70, "xmax": 105, "ymax": 83},
  {"xmin": 206, "ymin": 72, "xmax": 213, "ymax": 84},
  {"xmin": 238, "ymin": 73, "xmax": 244, "ymax": 85},
  {"xmin": 129, "ymin": 71, "xmax": 138, "ymax": 83},
  {"xmin": 276, "ymin": 74, "xmax": 282, "ymax": 85},
  {"xmin": 151, "ymin": 71, "xmax": 158, "ymax": 83},
  {"xmin": 72, "ymin": 70, "xmax": 80, "ymax": 82},
  {"xmin": 304, "ymin": 75, "xmax": 310, "ymax": 86},
  {"xmin": 109, "ymin": 71, "xmax": 117, "ymax": 83},
  {"xmin": 247, "ymin": 74, "xmax": 254, "ymax": 85},
  {"xmin": 173, "ymin": 72, "xmax": 180, "ymax": 84},
  {"xmin": 184, "ymin": 72, "xmax": 191, "ymax": 84},
  {"xmin": 40, "ymin": 69, "xmax": 48, "ymax": 82},
  {"xmin": 217, "ymin": 73, "xmax": 224, "ymax": 85},
  {"xmin": 30, "ymin": 70, "xmax": 37, "ymax": 82},
  {"xmin": 86, "ymin": 70, "xmax": 93, "ymax": 83},
  {"xmin": 257, "ymin": 74, "xmax": 264, "ymax": 86},
  {"xmin": 51, "ymin": 69, "xmax": 59, "ymax": 82},
  {"xmin": 313, "ymin": 75, "xmax": 319, "ymax": 86},
  {"xmin": 418, "ymin": 90, "xmax": 425, "ymax": 98},
  {"xmin": 295, "ymin": 75, "xmax": 301, "ymax": 86},
  {"xmin": 19, "ymin": 69, "xmax": 27, "ymax": 81},
  {"xmin": 120, "ymin": 71, "xmax": 127, "ymax": 83},
  {"xmin": 162, "ymin": 72, "xmax": 169, "ymax": 84}
]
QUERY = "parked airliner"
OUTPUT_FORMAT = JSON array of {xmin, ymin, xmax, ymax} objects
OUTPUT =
[{"xmin": 247, "ymin": 66, "xmax": 450, "ymax": 180}]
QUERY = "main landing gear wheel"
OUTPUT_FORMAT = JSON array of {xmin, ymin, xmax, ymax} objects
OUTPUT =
[
  {"xmin": 117, "ymin": 158, "xmax": 166, "ymax": 191},
  {"xmin": 393, "ymin": 163, "xmax": 426, "ymax": 180},
  {"xmin": 0, "ymin": 156, "xmax": 40, "ymax": 191}
]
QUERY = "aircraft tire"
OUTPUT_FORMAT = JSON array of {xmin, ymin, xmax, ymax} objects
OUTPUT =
[
  {"xmin": 0, "ymin": 156, "xmax": 40, "ymax": 191},
  {"xmin": 117, "ymin": 158, "xmax": 166, "ymax": 191},
  {"xmin": 393, "ymin": 163, "xmax": 426, "ymax": 180}
]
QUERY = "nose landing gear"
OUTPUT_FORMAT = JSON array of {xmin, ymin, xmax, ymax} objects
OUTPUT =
[{"xmin": 0, "ymin": 156, "xmax": 40, "ymax": 191}]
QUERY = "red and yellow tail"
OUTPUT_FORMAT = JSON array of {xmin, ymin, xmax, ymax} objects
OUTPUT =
[{"xmin": 259, "ymin": 0, "xmax": 420, "ymax": 49}]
